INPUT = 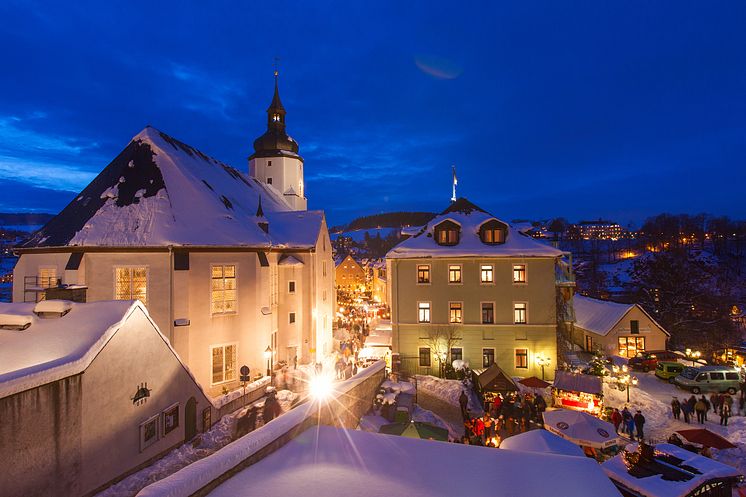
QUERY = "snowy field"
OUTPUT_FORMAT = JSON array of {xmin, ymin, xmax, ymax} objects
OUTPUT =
[
  {"xmin": 603, "ymin": 372, "xmax": 746, "ymax": 481},
  {"xmin": 97, "ymin": 390, "xmax": 297, "ymax": 497}
]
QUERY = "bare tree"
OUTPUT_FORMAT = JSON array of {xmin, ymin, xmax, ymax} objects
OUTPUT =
[{"xmin": 425, "ymin": 325, "xmax": 462, "ymax": 376}]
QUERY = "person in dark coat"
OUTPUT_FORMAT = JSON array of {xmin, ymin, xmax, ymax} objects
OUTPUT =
[
  {"xmin": 671, "ymin": 397, "xmax": 681, "ymax": 420},
  {"xmin": 611, "ymin": 408, "xmax": 623, "ymax": 434},
  {"xmin": 459, "ymin": 390, "xmax": 469, "ymax": 417},
  {"xmin": 262, "ymin": 391, "xmax": 281, "ymax": 424},
  {"xmin": 633, "ymin": 410, "xmax": 646, "ymax": 442}
]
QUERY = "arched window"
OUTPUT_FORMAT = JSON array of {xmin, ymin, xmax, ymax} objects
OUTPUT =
[
  {"xmin": 434, "ymin": 220, "xmax": 460, "ymax": 246},
  {"xmin": 479, "ymin": 219, "xmax": 507, "ymax": 244}
]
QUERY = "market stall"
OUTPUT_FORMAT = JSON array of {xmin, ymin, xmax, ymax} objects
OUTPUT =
[
  {"xmin": 552, "ymin": 370, "xmax": 603, "ymax": 415},
  {"xmin": 472, "ymin": 363, "xmax": 519, "ymax": 404}
]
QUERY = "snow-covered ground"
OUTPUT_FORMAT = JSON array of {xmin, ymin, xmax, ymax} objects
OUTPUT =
[
  {"xmin": 416, "ymin": 375, "xmax": 483, "ymax": 415},
  {"xmin": 603, "ymin": 372, "xmax": 746, "ymax": 482},
  {"xmin": 98, "ymin": 389, "xmax": 297, "ymax": 497}
]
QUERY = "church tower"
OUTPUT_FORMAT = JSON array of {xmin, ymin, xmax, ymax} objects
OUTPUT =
[{"xmin": 249, "ymin": 70, "xmax": 307, "ymax": 211}]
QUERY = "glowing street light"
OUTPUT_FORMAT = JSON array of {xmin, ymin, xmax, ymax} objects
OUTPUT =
[
  {"xmin": 617, "ymin": 372, "xmax": 639, "ymax": 403},
  {"xmin": 685, "ymin": 348, "xmax": 701, "ymax": 366},
  {"xmin": 264, "ymin": 346, "xmax": 273, "ymax": 377},
  {"xmin": 535, "ymin": 354, "xmax": 551, "ymax": 381},
  {"xmin": 309, "ymin": 373, "xmax": 334, "ymax": 402}
]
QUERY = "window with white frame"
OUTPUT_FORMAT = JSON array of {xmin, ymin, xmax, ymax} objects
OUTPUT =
[
  {"xmin": 211, "ymin": 343, "xmax": 237, "ymax": 384},
  {"xmin": 480, "ymin": 264, "xmax": 493, "ymax": 284},
  {"xmin": 448, "ymin": 264, "xmax": 462, "ymax": 284},
  {"xmin": 418, "ymin": 302, "xmax": 431, "ymax": 323},
  {"xmin": 513, "ymin": 264, "xmax": 527, "ymax": 283},
  {"xmin": 514, "ymin": 302, "xmax": 527, "ymax": 324},
  {"xmin": 115, "ymin": 266, "xmax": 147, "ymax": 306},
  {"xmin": 449, "ymin": 302, "xmax": 463, "ymax": 323},
  {"xmin": 417, "ymin": 264, "xmax": 430, "ymax": 284},
  {"xmin": 211, "ymin": 265, "xmax": 236, "ymax": 314}
]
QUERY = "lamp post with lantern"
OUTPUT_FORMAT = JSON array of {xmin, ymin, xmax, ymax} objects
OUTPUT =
[
  {"xmin": 613, "ymin": 364, "xmax": 638, "ymax": 403},
  {"xmin": 535, "ymin": 354, "xmax": 551, "ymax": 381},
  {"xmin": 265, "ymin": 346, "xmax": 273, "ymax": 378}
]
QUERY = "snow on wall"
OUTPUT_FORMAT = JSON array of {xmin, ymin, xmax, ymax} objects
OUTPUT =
[{"xmin": 136, "ymin": 361, "xmax": 386, "ymax": 497}]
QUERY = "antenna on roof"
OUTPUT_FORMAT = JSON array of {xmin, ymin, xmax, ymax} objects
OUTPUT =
[{"xmin": 451, "ymin": 165, "xmax": 458, "ymax": 203}]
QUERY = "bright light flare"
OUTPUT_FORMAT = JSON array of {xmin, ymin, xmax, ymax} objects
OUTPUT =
[{"xmin": 309, "ymin": 373, "xmax": 334, "ymax": 402}]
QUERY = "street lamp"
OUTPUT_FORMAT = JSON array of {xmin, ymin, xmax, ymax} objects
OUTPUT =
[
  {"xmin": 265, "ymin": 346, "xmax": 273, "ymax": 377},
  {"xmin": 685, "ymin": 348, "xmax": 701, "ymax": 366},
  {"xmin": 535, "ymin": 354, "xmax": 551, "ymax": 381},
  {"xmin": 617, "ymin": 372, "xmax": 639, "ymax": 403}
]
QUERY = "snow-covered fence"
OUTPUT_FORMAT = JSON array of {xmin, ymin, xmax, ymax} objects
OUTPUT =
[
  {"xmin": 212, "ymin": 377, "xmax": 271, "ymax": 421},
  {"xmin": 136, "ymin": 361, "xmax": 385, "ymax": 497}
]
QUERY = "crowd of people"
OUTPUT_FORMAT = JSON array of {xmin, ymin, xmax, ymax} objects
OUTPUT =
[
  {"xmin": 458, "ymin": 390, "xmax": 547, "ymax": 446},
  {"xmin": 609, "ymin": 407, "xmax": 646, "ymax": 441},
  {"xmin": 670, "ymin": 393, "xmax": 738, "ymax": 426}
]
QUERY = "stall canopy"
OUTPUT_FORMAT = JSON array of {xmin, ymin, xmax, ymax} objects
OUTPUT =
[
  {"xmin": 602, "ymin": 443, "xmax": 742, "ymax": 497},
  {"xmin": 379, "ymin": 421, "xmax": 449, "ymax": 442},
  {"xmin": 473, "ymin": 364, "xmax": 519, "ymax": 393},
  {"xmin": 519, "ymin": 376, "xmax": 551, "ymax": 389},
  {"xmin": 543, "ymin": 409, "xmax": 619, "ymax": 449},
  {"xmin": 675, "ymin": 429, "xmax": 736, "ymax": 450},
  {"xmin": 553, "ymin": 371, "xmax": 603, "ymax": 396},
  {"xmin": 499, "ymin": 429, "xmax": 585, "ymax": 457}
]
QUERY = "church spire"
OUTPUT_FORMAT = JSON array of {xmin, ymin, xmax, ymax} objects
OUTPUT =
[{"xmin": 267, "ymin": 66, "xmax": 286, "ymax": 130}]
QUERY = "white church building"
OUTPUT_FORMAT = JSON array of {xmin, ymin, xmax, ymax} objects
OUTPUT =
[{"xmin": 12, "ymin": 74, "xmax": 335, "ymax": 396}]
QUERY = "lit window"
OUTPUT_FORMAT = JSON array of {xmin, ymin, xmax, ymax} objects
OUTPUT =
[
  {"xmin": 448, "ymin": 264, "xmax": 462, "ymax": 283},
  {"xmin": 514, "ymin": 303, "xmax": 527, "ymax": 324},
  {"xmin": 419, "ymin": 347, "xmax": 431, "ymax": 367},
  {"xmin": 288, "ymin": 281, "xmax": 296, "ymax": 293},
  {"xmin": 211, "ymin": 343, "xmax": 237, "ymax": 384},
  {"xmin": 115, "ymin": 267, "xmax": 147, "ymax": 306},
  {"xmin": 211, "ymin": 265, "xmax": 237, "ymax": 314},
  {"xmin": 483, "ymin": 348, "xmax": 495, "ymax": 368},
  {"xmin": 417, "ymin": 264, "xmax": 430, "ymax": 284},
  {"xmin": 418, "ymin": 302, "xmax": 431, "ymax": 323},
  {"xmin": 515, "ymin": 348, "xmax": 528, "ymax": 368},
  {"xmin": 435, "ymin": 220, "xmax": 460, "ymax": 246},
  {"xmin": 480, "ymin": 220, "xmax": 506, "ymax": 244},
  {"xmin": 480, "ymin": 264, "xmax": 493, "ymax": 283},
  {"xmin": 618, "ymin": 336, "xmax": 645, "ymax": 358},
  {"xmin": 513, "ymin": 264, "xmax": 526, "ymax": 283},
  {"xmin": 481, "ymin": 302, "xmax": 494, "ymax": 324},
  {"xmin": 449, "ymin": 302, "xmax": 463, "ymax": 323},
  {"xmin": 38, "ymin": 267, "xmax": 57, "ymax": 288}
]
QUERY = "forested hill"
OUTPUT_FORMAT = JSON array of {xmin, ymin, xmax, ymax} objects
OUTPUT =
[
  {"xmin": 0, "ymin": 213, "xmax": 54, "ymax": 225},
  {"xmin": 331, "ymin": 211, "xmax": 435, "ymax": 234}
]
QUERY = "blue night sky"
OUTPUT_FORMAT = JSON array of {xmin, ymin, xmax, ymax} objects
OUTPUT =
[{"xmin": 1, "ymin": 1, "xmax": 744, "ymax": 227}]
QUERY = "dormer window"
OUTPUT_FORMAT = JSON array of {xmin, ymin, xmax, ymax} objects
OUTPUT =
[
  {"xmin": 434, "ymin": 220, "xmax": 460, "ymax": 246},
  {"xmin": 479, "ymin": 219, "xmax": 507, "ymax": 244}
]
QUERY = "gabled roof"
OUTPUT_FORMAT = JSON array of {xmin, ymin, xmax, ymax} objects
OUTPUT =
[
  {"xmin": 573, "ymin": 295, "xmax": 670, "ymax": 337},
  {"xmin": 386, "ymin": 197, "xmax": 565, "ymax": 259},
  {"xmin": 21, "ymin": 127, "xmax": 323, "ymax": 250}
]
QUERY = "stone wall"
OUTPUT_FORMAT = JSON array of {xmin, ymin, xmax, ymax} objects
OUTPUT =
[{"xmin": 0, "ymin": 375, "xmax": 83, "ymax": 497}]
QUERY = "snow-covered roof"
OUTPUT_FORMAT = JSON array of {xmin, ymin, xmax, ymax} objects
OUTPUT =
[
  {"xmin": 386, "ymin": 198, "xmax": 565, "ymax": 259},
  {"xmin": 553, "ymin": 370, "xmax": 604, "ymax": 395},
  {"xmin": 573, "ymin": 295, "xmax": 669, "ymax": 337},
  {"xmin": 0, "ymin": 300, "xmax": 137, "ymax": 398},
  {"xmin": 499, "ymin": 429, "xmax": 585, "ymax": 457},
  {"xmin": 206, "ymin": 425, "xmax": 620, "ymax": 497},
  {"xmin": 22, "ymin": 127, "xmax": 324, "ymax": 250},
  {"xmin": 602, "ymin": 443, "xmax": 742, "ymax": 497}
]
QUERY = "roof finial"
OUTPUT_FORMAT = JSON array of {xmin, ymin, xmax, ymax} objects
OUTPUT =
[
  {"xmin": 451, "ymin": 165, "xmax": 458, "ymax": 203},
  {"xmin": 274, "ymin": 56, "xmax": 280, "ymax": 82}
]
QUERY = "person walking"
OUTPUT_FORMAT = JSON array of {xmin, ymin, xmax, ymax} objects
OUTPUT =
[
  {"xmin": 720, "ymin": 402, "xmax": 731, "ymax": 426},
  {"xmin": 459, "ymin": 390, "xmax": 469, "ymax": 418},
  {"xmin": 633, "ymin": 410, "xmax": 646, "ymax": 442},
  {"xmin": 622, "ymin": 407, "xmax": 634, "ymax": 436},
  {"xmin": 611, "ymin": 408, "xmax": 623, "ymax": 434},
  {"xmin": 681, "ymin": 400, "xmax": 691, "ymax": 424},
  {"xmin": 702, "ymin": 395, "xmax": 711, "ymax": 422},
  {"xmin": 671, "ymin": 397, "xmax": 681, "ymax": 420},
  {"xmin": 695, "ymin": 398, "xmax": 707, "ymax": 424}
]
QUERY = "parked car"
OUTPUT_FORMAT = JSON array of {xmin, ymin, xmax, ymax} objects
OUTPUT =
[
  {"xmin": 673, "ymin": 366, "xmax": 741, "ymax": 394},
  {"xmin": 629, "ymin": 350, "xmax": 680, "ymax": 372},
  {"xmin": 655, "ymin": 361, "xmax": 685, "ymax": 383}
]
